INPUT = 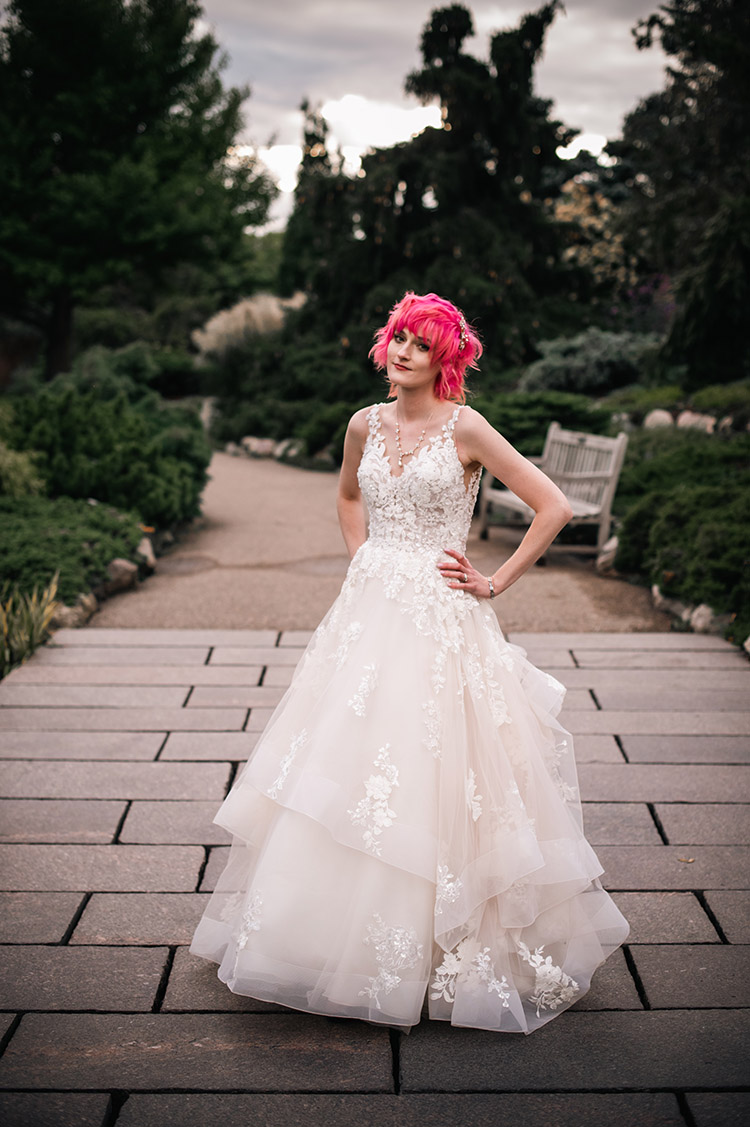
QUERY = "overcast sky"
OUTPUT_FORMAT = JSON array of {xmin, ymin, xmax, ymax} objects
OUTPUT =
[{"xmin": 199, "ymin": 0, "xmax": 669, "ymax": 224}]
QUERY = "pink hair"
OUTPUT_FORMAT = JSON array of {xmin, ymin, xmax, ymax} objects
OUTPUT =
[{"xmin": 369, "ymin": 292, "xmax": 482, "ymax": 403}]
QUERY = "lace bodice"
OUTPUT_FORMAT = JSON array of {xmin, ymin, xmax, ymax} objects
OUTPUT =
[{"xmin": 357, "ymin": 404, "xmax": 481, "ymax": 557}]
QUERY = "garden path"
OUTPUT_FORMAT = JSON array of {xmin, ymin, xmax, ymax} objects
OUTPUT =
[{"xmin": 93, "ymin": 453, "xmax": 670, "ymax": 632}]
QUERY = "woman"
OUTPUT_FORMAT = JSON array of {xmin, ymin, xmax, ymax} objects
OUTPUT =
[{"xmin": 190, "ymin": 291, "xmax": 629, "ymax": 1033}]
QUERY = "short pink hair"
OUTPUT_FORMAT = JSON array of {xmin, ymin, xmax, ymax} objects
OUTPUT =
[{"xmin": 369, "ymin": 292, "xmax": 482, "ymax": 403}]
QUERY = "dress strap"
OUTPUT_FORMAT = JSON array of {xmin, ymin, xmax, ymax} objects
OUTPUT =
[
  {"xmin": 443, "ymin": 405, "xmax": 464, "ymax": 437},
  {"xmin": 365, "ymin": 403, "xmax": 385, "ymax": 446}
]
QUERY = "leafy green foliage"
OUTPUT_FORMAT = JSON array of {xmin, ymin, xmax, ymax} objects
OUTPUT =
[
  {"xmin": 613, "ymin": 428, "xmax": 750, "ymax": 515},
  {"xmin": 0, "ymin": 0, "xmax": 276, "ymax": 376},
  {"xmin": 470, "ymin": 391, "xmax": 612, "ymax": 457},
  {"xmin": 601, "ymin": 384, "xmax": 683, "ymax": 423},
  {"xmin": 1, "ymin": 571, "xmax": 59, "ymax": 679},
  {"xmin": 0, "ymin": 439, "xmax": 44, "ymax": 497},
  {"xmin": 608, "ymin": 0, "xmax": 750, "ymax": 387},
  {"xmin": 5, "ymin": 346, "xmax": 211, "ymax": 526},
  {"xmin": 0, "ymin": 496, "xmax": 142, "ymax": 604},
  {"xmin": 616, "ymin": 484, "xmax": 750, "ymax": 643},
  {"xmin": 518, "ymin": 328, "xmax": 659, "ymax": 395}
]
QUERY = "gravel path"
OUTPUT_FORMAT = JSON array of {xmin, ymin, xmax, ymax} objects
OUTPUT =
[{"xmin": 92, "ymin": 452, "xmax": 671, "ymax": 632}]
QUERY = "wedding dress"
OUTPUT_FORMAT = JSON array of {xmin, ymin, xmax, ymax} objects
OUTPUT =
[{"xmin": 190, "ymin": 403, "xmax": 629, "ymax": 1033}]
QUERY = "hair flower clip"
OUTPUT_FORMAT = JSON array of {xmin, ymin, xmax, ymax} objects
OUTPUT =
[{"xmin": 457, "ymin": 314, "xmax": 467, "ymax": 353}]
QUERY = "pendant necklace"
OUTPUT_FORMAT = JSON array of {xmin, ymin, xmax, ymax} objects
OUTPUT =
[{"xmin": 395, "ymin": 409, "xmax": 435, "ymax": 468}]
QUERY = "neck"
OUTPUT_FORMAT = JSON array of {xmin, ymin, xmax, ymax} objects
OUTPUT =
[{"xmin": 394, "ymin": 386, "xmax": 441, "ymax": 422}]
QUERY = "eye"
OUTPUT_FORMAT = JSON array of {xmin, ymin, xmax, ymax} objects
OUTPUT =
[{"xmin": 418, "ymin": 341, "xmax": 430, "ymax": 351}]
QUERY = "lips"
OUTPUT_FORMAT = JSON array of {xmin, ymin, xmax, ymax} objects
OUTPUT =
[{"xmin": 393, "ymin": 364, "xmax": 410, "ymax": 371}]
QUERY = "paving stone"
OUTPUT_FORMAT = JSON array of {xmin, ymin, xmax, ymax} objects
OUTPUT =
[
  {"xmin": 620, "ymin": 735, "xmax": 750, "ymax": 764},
  {"xmin": 570, "ymin": 948, "xmax": 642, "ymax": 1010},
  {"xmin": 0, "ymin": 799, "xmax": 126, "ymax": 843},
  {"xmin": 4, "ymin": 664, "xmax": 264, "ymax": 686},
  {"xmin": 655, "ymin": 803, "xmax": 750, "ymax": 845},
  {"xmin": 582, "ymin": 803, "xmax": 661, "ymax": 845},
  {"xmin": 0, "ymin": 893, "xmax": 84, "ymax": 943},
  {"xmin": 160, "ymin": 732, "xmax": 258, "ymax": 761},
  {"xmin": 0, "ymin": 731, "xmax": 164, "ymax": 760},
  {"xmin": 33, "ymin": 646, "xmax": 211, "ymax": 665},
  {"xmin": 596, "ymin": 846, "xmax": 750, "ymax": 891},
  {"xmin": 596, "ymin": 689, "xmax": 750, "ymax": 712},
  {"xmin": 57, "ymin": 628, "xmax": 278, "ymax": 647},
  {"xmin": 529, "ymin": 633, "xmax": 735, "ymax": 650},
  {"xmin": 511, "ymin": 648, "xmax": 575, "ymax": 668},
  {"xmin": 263, "ymin": 667, "xmax": 295, "ymax": 688},
  {"xmin": 611, "ymin": 893, "xmax": 719, "ymax": 944},
  {"xmin": 631, "ymin": 945, "xmax": 750, "ymax": 1008},
  {"xmin": 551, "ymin": 669, "xmax": 750, "ymax": 692},
  {"xmin": 559, "ymin": 689, "xmax": 596, "ymax": 712},
  {"xmin": 702, "ymin": 892, "xmax": 750, "ymax": 944},
  {"xmin": 568, "ymin": 735, "xmax": 624, "ymax": 764},
  {"xmin": 686, "ymin": 1092, "xmax": 750, "ymax": 1127},
  {"xmin": 71, "ymin": 893, "xmax": 209, "ymax": 945},
  {"xmin": 200, "ymin": 846, "xmax": 230, "ymax": 892},
  {"xmin": 572, "ymin": 651, "xmax": 746, "ymax": 670},
  {"xmin": 210, "ymin": 647, "xmax": 305, "ymax": 667},
  {"xmin": 579, "ymin": 764, "xmax": 750, "ymax": 803},
  {"xmin": 246, "ymin": 707, "xmax": 276, "ymax": 732},
  {"xmin": 0, "ymin": 845, "xmax": 203, "ymax": 892},
  {"xmin": 0, "ymin": 761, "xmax": 230, "ymax": 799},
  {"xmin": 0, "ymin": 707, "xmax": 247, "ymax": 731},
  {"xmin": 120, "ymin": 801, "xmax": 229, "ymax": 845},
  {"xmin": 0, "ymin": 1093, "xmax": 111, "ymax": 1127},
  {"xmin": 0, "ymin": 1014, "xmax": 14, "ymax": 1042},
  {"xmin": 117, "ymin": 1092, "xmax": 685, "ymax": 1127},
  {"xmin": 187, "ymin": 686, "xmax": 285, "ymax": 708},
  {"xmin": 399, "ymin": 1010, "xmax": 747, "ymax": 1091},
  {"xmin": 278, "ymin": 630, "xmax": 314, "ymax": 647},
  {"xmin": 0, "ymin": 945, "xmax": 168, "ymax": 1010},
  {"xmin": 0, "ymin": 1013, "xmax": 393, "ymax": 1091},
  {"xmin": 0, "ymin": 684, "xmax": 187, "ymax": 708},
  {"xmin": 566, "ymin": 711, "xmax": 750, "ymax": 736},
  {"xmin": 162, "ymin": 948, "xmax": 286, "ymax": 1012}
]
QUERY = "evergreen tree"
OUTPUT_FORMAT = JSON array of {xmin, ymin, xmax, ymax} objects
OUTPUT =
[
  {"xmin": 0, "ymin": 0, "xmax": 276, "ymax": 376},
  {"xmin": 608, "ymin": 0, "xmax": 750, "ymax": 384}
]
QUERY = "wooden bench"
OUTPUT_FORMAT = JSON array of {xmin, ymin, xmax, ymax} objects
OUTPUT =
[{"xmin": 478, "ymin": 422, "xmax": 629, "ymax": 553}]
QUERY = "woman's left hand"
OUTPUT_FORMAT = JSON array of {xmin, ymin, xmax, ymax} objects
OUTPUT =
[{"xmin": 438, "ymin": 548, "xmax": 493, "ymax": 598}]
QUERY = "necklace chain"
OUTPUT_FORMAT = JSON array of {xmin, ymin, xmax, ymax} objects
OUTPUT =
[{"xmin": 395, "ymin": 410, "xmax": 435, "ymax": 468}]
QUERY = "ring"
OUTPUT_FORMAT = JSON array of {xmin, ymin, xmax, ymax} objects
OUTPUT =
[{"xmin": 460, "ymin": 573, "xmax": 467, "ymax": 583}]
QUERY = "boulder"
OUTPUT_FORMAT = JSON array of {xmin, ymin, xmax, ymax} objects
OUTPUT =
[
  {"xmin": 49, "ymin": 592, "xmax": 98, "ymax": 630},
  {"xmin": 241, "ymin": 436, "xmax": 276, "ymax": 458},
  {"xmin": 643, "ymin": 408, "xmax": 674, "ymax": 429},
  {"xmin": 224, "ymin": 441, "xmax": 242, "ymax": 456},
  {"xmin": 676, "ymin": 409, "xmax": 715, "ymax": 433},
  {"xmin": 274, "ymin": 438, "xmax": 303, "ymax": 460},
  {"xmin": 136, "ymin": 535, "xmax": 156, "ymax": 572},
  {"xmin": 651, "ymin": 584, "xmax": 692, "ymax": 620},
  {"xmin": 93, "ymin": 558, "xmax": 138, "ymax": 599}
]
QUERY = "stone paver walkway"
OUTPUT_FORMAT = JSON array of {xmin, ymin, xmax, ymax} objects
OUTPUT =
[{"xmin": 0, "ymin": 628, "xmax": 748, "ymax": 1127}]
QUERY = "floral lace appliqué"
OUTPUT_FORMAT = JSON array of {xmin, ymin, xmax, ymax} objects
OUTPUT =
[
  {"xmin": 435, "ymin": 864, "xmax": 462, "ymax": 915},
  {"xmin": 422, "ymin": 698, "xmax": 442, "ymax": 759},
  {"xmin": 348, "ymin": 743, "xmax": 399, "ymax": 855},
  {"xmin": 235, "ymin": 890, "xmax": 263, "ymax": 950},
  {"xmin": 348, "ymin": 663, "xmax": 378, "ymax": 717},
  {"xmin": 518, "ymin": 942, "xmax": 580, "ymax": 1016},
  {"xmin": 430, "ymin": 938, "xmax": 510, "ymax": 1007},
  {"xmin": 334, "ymin": 621, "xmax": 363, "ymax": 669},
  {"xmin": 268, "ymin": 728, "xmax": 308, "ymax": 799},
  {"xmin": 465, "ymin": 768, "xmax": 483, "ymax": 821},
  {"xmin": 360, "ymin": 913, "xmax": 424, "ymax": 1006}
]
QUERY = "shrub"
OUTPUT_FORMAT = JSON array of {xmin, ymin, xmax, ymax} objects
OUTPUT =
[
  {"xmin": 601, "ymin": 384, "xmax": 683, "ymax": 423},
  {"xmin": 690, "ymin": 379, "xmax": 750, "ymax": 429},
  {"xmin": 616, "ymin": 485, "xmax": 750, "ymax": 643},
  {"xmin": 0, "ymin": 440, "xmax": 44, "ymax": 497},
  {"xmin": 613, "ymin": 429, "xmax": 750, "ymax": 516},
  {"xmin": 518, "ymin": 328, "xmax": 660, "ymax": 396},
  {"xmin": 297, "ymin": 401, "xmax": 362, "ymax": 459},
  {"xmin": 0, "ymin": 496, "xmax": 143, "ymax": 604},
  {"xmin": 1, "ymin": 572, "xmax": 60, "ymax": 680},
  {"xmin": 469, "ymin": 391, "xmax": 613, "ymax": 457},
  {"xmin": 6, "ymin": 355, "xmax": 211, "ymax": 528}
]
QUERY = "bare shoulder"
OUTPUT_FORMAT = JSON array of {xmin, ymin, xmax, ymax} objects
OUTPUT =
[
  {"xmin": 347, "ymin": 405, "xmax": 375, "ymax": 439},
  {"xmin": 456, "ymin": 404, "xmax": 497, "ymax": 440}
]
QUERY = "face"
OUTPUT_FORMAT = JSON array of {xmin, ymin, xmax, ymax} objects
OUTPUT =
[{"xmin": 386, "ymin": 326, "xmax": 441, "ymax": 392}]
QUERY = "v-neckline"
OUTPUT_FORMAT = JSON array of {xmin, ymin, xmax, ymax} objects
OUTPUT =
[{"xmin": 372, "ymin": 403, "xmax": 461, "ymax": 481}]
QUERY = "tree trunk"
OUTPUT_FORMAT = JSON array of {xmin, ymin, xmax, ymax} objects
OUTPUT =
[{"xmin": 45, "ymin": 286, "xmax": 74, "ymax": 379}]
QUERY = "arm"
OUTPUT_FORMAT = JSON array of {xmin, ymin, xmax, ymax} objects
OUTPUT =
[
  {"xmin": 336, "ymin": 408, "xmax": 369, "ymax": 559},
  {"xmin": 441, "ymin": 407, "xmax": 573, "ymax": 597}
]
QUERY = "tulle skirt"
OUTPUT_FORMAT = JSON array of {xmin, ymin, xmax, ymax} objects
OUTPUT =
[{"xmin": 190, "ymin": 545, "xmax": 629, "ymax": 1033}]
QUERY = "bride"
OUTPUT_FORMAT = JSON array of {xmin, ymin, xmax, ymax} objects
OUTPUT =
[{"xmin": 190, "ymin": 291, "xmax": 629, "ymax": 1033}]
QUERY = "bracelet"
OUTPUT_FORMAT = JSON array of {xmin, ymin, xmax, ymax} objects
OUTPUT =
[{"xmin": 486, "ymin": 576, "xmax": 496, "ymax": 599}]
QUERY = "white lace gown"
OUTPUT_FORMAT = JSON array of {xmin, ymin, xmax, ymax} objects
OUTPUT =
[{"xmin": 190, "ymin": 404, "xmax": 629, "ymax": 1033}]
